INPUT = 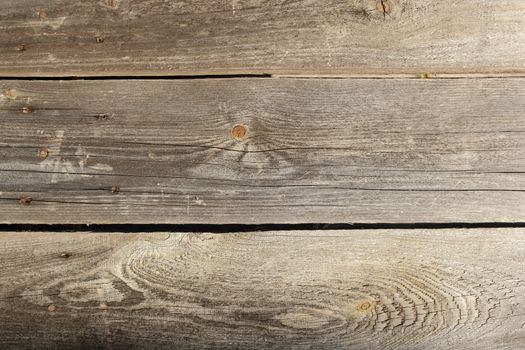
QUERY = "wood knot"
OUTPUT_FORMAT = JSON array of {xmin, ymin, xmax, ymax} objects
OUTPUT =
[
  {"xmin": 20, "ymin": 106, "xmax": 33, "ymax": 114},
  {"xmin": 111, "ymin": 185, "xmax": 120, "ymax": 193},
  {"xmin": 47, "ymin": 304, "xmax": 56, "ymax": 312},
  {"xmin": 38, "ymin": 147, "xmax": 49, "ymax": 159},
  {"xmin": 231, "ymin": 124, "xmax": 247, "ymax": 141},
  {"xmin": 357, "ymin": 300, "xmax": 372, "ymax": 312},
  {"xmin": 19, "ymin": 197, "xmax": 32, "ymax": 205}
]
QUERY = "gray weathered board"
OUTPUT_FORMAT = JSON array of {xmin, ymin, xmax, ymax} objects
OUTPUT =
[
  {"xmin": 2, "ymin": 0, "xmax": 525, "ymax": 349},
  {"xmin": 1, "ymin": 229, "xmax": 524, "ymax": 350},
  {"xmin": 1, "ymin": 0, "xmax": 525, "ymax": 76},
  {"xmin": 1, "ymin": 78, "xmax": 524, "ymax": 224}
]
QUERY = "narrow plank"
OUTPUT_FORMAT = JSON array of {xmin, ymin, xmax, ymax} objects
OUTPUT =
[
  {"xmin": 1, "ymin": 0, "xmax": 525, "ymax": 76},
  {"xmin": 1, "ymin": 228, "xmax": 524, "ymax": 349},
  {"xmin": 1, "ymin": 78, "xmax": 524, "ymax": 224}
]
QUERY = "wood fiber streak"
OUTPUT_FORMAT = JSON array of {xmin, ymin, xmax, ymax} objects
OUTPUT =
[
  {"xmin": 1, "ymin": 0, "xmax": 525, "ymax": 76},
  {"xmin": 0, "ymin": 229, "xmax": 524, "ymax": 349},
  {"xmin": 1, "ymin": 78, "xmax": 525, "ymax": 224}
]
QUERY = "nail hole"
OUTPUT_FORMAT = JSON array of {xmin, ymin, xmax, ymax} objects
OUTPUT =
[
  {"xmin": 39, "ymin": 148, "xmax": 49, "ymax": 159},
  {"xmin": 37, "ymin": 9, "xmax": 47, "ymax": 19},
  {"xmin": 47, "ymin": 304, "xmax": 56, "ymax": 312},
  {"xmin": 15, "ymin": 44, "xmax": 26, "ymax": 51},
  {"xmin": 60, "ymin": 252, "xmax": 72, "ymax": 259},
  {"xmin": 95, "ymin": 113, "xmax": 110, "ymax": 120},
  {"xmin": 19, "ymin": 197, "xmax": 32, "ymax": 205},
  {"xmin": 20, "ymin": 106, "xmax": 33, "ymax": 114},
  {"xmin": 111, "ymin": 186, "xmax": 120, "ymax": 193},
  {"xmin": 99, "ymin": 302, "xmax": 108, "ymax": 310},
  {"xmin": 95, "ymin": 36, "xmax": 105, "ymax": 43},
  {"xmin": 231, "ymin": 124, "xmax": 247, "ymax": 141}
]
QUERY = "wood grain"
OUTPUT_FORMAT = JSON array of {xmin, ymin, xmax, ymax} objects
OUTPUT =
[
  {"xmin": 1, "ymin": 78, "xmax": 525, "ymax": 224},
  {"xmin": 1, "ymin": 0, "xmax": 525, "ymax": 76},
  {"xmin": 1, "ymin": 228, "xmax": 524, "ymax": 349}
]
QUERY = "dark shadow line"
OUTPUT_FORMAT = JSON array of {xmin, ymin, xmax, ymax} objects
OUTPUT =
[
  {"xmin": 0, "ymin": 74, "xmax": 272, "ymax": 81},
  {"xmin": 2, "ymin": 74, "xmax": 525, "ymax": 81},
  {"xmin": 0, "ymin": 222, "xmax": 524, "ymax": 233}
]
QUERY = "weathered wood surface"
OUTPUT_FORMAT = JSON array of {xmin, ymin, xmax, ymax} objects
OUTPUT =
[
  {"xmin": 1, "ymin": 78, "xmax": 525, "ymax": 224},
  {"xmin": 0, "ymin": 228, "xmax": 524, "ymax": 349},
  {"xmin": 1, "ymin": 0, "xmax": 525, "ymax": 76}
]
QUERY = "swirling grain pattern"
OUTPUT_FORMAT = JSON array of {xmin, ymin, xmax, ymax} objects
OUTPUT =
[{"xmin": 1, "ymin": 229, "xmax": 524, "ymax": 349}]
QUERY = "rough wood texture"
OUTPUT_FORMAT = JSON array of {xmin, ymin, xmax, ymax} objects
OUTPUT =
[
  {"xmin": 1, "ymin": 229, "xmax": 524, "ymax": 349},
  {"xmin": 1, "ymin": 78, "xmax": 525, "ymax": 224},
  {"xmin": 1, "ymin": 0, "xmax": 525, "ymax": 76}
]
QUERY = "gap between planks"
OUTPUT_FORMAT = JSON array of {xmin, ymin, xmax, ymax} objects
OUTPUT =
[
  {"xmin": 3, "ymin": 73, "xmax": 525, "ymax": 81},
  {"xmin": 1, "ymin": 223, "xmax": 525, "ymax": 234}
]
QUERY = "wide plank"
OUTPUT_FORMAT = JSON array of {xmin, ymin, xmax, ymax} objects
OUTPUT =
[
  {"xmin": 1, "ymin": 228, "xmax": 524, "ymax": 349},
  {"xmin": 1, "ymin": 0, "xmax": 525, "ymax": 76},
  {"xmin": 1, "ymin": 78, "xmax": 525, "ymax": 224}
]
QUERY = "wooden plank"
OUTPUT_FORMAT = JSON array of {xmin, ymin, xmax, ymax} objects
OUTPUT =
[
  {"xmin": 1, "ymin": 228, "xmax": 524, "ymax": 349},
  {"xmin": 1, "ymin": 0, "xmax": 525, "ymax": 76},
  {"xmin": 1, "ymin": 78, "xmax": 525, "ymax": 224}
]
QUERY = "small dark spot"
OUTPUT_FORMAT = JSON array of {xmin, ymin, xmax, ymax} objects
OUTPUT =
[
  {"xmin": 19, "ymin": 197, "xmax": 32, "ymax": 205},
  {"xmin": 15, "ymin": 44, "xmax": 26, "ymax": 51},
  {"xmin": 95, "ymin": 36, "xmax": 105, "ymax": 43},
  {"xmin": 95, "ymin": 113, "xmax": 110, "ymax": 120},
  {"xmin": 38, "ymin": 147, "xmax": 49, "ymax": 159},
  {"xmin": 20, "ymin": 106, "xmax": 33, "ymax": 114},
  {"xmin": 60, "ymin": 252, "xmax": 72, "ymax": 259},
  {"xmin": 111, "ymin": 186, "xmax": 120, "ymax": 193},
  {"xmin": 37, "ymin": 9, "xmax": 47, "ymax": 19},
  {"xmin": 231, "ymin": 124, "xmax": 247, "ymax": 141}
]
